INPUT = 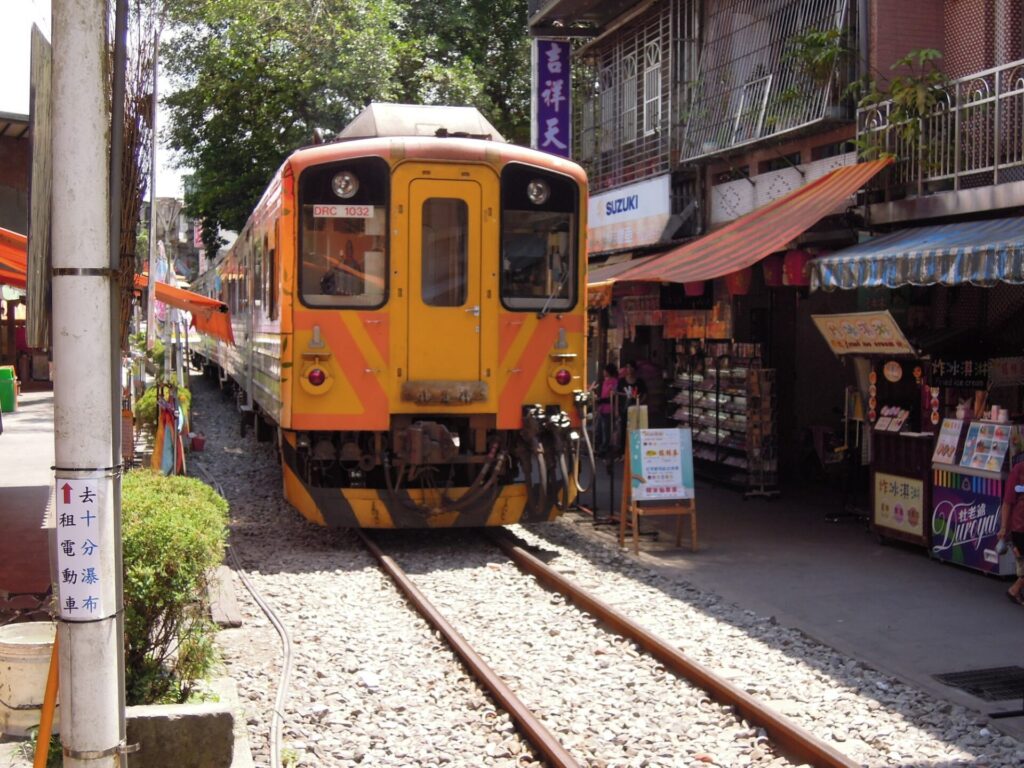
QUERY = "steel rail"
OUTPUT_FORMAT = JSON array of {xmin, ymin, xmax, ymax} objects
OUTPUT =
[
  {"xmin": 357, "ymin": 531, "xmax": 580, "ymax": 768},
  {"xmin": 490, "ymin": 532, "xmax": 861, "ymax": 768}
]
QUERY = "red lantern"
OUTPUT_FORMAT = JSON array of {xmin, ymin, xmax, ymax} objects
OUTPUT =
[
  {"xmin": 762, "ymin": 254, "xmax": 784, "ymax": 287},
  {"xmin": 684, "ymin": 281, "xmax": 705, "ymax": 297},
  {"xmin": 724, "ymin": 268, "xmax": 752, "ymax": 296},
  {"xmin": 783, "ymin": 249, "xmax": 812, "ymax": 286}
]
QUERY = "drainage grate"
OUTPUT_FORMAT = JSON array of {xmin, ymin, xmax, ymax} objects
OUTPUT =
[{"xmin": 934, "ymin": 667, "xmax": 1024, "ymax": 701}]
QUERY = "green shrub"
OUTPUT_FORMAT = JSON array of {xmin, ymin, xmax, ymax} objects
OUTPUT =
[
  {"xmin": 134, "ymin": 385, "xmax": 191, "ymax": 431},
  {"xmin": 148, "ymin": 338, "xmax": 165, "ymax": 371},
  {"xmin": 122, "ymin": 469, "xmax": 229, "ymax": 705}
]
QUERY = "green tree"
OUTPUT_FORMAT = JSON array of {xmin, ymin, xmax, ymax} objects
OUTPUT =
[
  {"xmin": 396, "ymin": 1, "xmax": 531, "ymax": 144},
  {"xmin": 162, "ymin": 0, "xmax": 403, "ymax": 246},
  {"xmin": 162, "ymin": 0, "xmax": 532, "ymax": 253}
]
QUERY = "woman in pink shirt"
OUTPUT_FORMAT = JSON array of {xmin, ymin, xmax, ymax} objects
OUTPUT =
[
  {"xmin": 997, "ymin": 460, "xmax": 1024, "ymax": 604},
  {"xmin": 592, "ymin": 363, "xmax": 618, "ymax": 457}
]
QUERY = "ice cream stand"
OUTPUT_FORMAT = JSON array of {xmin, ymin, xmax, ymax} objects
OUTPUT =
[
  {"xmin": 812, "ymin": 311, "xmax": 935, "ymax": 547},
  {"xmin": 928, "ymin": 356, "xmax": 1024, "ymax": 574}
]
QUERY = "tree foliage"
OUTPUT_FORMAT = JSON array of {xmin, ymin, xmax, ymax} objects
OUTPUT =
[{"xmin": 161, "ymin": 0, "xmax": 531, "ymax": 251}]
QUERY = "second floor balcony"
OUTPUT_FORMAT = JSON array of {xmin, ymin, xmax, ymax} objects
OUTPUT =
[{"xmin": 858, "ymin": 57, "xmax": 1024, "ymax": 223}]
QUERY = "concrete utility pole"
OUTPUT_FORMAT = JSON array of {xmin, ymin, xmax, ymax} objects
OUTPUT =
[{"xmin": 51, "ymin": 1, "xmax": 125, "ymax": 766}]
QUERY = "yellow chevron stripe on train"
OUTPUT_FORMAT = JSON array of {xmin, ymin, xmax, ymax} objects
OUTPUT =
[{"xmin": 191, "ymin": 104, "xmax": 590, "ymax": 528}]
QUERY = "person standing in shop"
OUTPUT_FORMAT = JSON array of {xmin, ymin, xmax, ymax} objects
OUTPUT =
[
  {"xmin": 997, "ymin": 461, "xmax": 1024, "ymax": 605},
  {"xmin": 618, "ymin": 360, "xmax": 648, "ymax": 406},
  {"xmin": 614, "ymin": 361, "xmax": 648, "ymax": 452},
  {"xmin": 590, "ymin": 363, "xmax": 618, "ymax": 457}
]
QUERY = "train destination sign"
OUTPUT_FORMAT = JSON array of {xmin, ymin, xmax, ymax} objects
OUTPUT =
[
  {"xmin": 312, "ymin": 204, "xmax": 375, "ymax": 218},
  {"xmin": 629, "ymin": 428, "xmax": 696, "ymax": 502}
]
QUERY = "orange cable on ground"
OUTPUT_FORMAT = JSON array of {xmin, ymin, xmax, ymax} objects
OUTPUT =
[{"xmin": 33, "ymin": 633, "xmax": 59, "ymax": 768}]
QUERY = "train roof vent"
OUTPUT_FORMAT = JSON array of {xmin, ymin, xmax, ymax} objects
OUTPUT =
[{"xmin": 338, "ymin": 103, "xmax": 506, "ymax": 143}]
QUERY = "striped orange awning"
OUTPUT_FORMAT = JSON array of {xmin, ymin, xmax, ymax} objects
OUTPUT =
[
  {"xmin": 0, "ymin": 227, "xmax": 27, "ymax": 289},
  {"xmin": 606, "ymin": 158, "xmax": 893, "ymax": 285},
  {"xmin": 134, "ymin": 273, "xmax": 235, "ymax": 344}
]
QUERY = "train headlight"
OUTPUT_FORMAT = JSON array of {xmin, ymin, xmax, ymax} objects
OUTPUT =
[
  {"xmin": 308, "ymin": 368, "xmax": 327, "ymax": 386},
  {"xmin": 331, "ymin": 171, "xmax": 359, "ymax": 199},
  {"xmin": 526, "ymin": 179, "xmax": 550, "ymax": 205}
]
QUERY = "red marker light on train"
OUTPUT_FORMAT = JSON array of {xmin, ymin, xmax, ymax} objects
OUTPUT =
[
  {"xmin": 555, "ymin": 368, "xmax": 572, "ymax": 386},
  {"xmin": 308, "ymin": 368, "xmax": 327, "ymax": 386}
]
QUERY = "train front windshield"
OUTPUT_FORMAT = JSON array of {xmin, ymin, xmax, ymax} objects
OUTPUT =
[
  {"xmin": 500, "ymin": 164, "xmax": 578, "ymax": 312},
  {"xmin": 298, "ymin": 157, "xmax": 389, "ymax": 309}
]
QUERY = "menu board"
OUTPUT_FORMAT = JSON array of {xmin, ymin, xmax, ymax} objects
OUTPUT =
[
  {"xmin": 932, "ymin": 419, "xmax": 964, "ymax": 465},
  {"xmin": 959, "ymin": 422, "xmax": 1012, "ymax": 472},
  {"xmin": 629, "ymin": 428, "xmax": 696, "ymax": 502}
]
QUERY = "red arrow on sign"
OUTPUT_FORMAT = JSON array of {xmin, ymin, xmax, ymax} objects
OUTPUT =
[{"xmin": 62, "ymin": 483, "xmax": 72, "ymax": 505}]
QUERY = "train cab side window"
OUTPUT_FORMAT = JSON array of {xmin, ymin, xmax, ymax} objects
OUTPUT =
[
  {"xmin": 298, "ymin": 157, "xmax": 389, "ymax": 309},
  {"xmin": 500, "ymin": 164, "xmax": 578, "ymax": 312}
]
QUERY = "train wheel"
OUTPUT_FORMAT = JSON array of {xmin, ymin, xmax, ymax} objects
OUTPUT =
[{"xmin": 255, "ymin": 413, "xmax": 272, "ymax": 443}]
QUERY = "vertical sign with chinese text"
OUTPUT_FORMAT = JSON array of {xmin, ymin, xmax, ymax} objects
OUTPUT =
[
  {"xmin": 533, "ymin": 39, "xmax": 571, "ymax": 158},
  {"xmin": 55, "ymin": 476, "xmax": 113, "ymax": 620}
]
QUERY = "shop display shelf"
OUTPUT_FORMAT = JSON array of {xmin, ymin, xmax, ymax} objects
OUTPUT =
[{"xmin": 669, "ymin": 342, "xmax": 777, "ymax": 496}]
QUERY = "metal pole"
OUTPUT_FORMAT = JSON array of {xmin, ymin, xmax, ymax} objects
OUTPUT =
[
  {"xmin": 146, "ymin": 24, "xmax": 158, "ymax": 355},
  {"xmin": 109, "ymin": 1, "xmax": 130, "ymax": 762},
  {"xmin": 51, "ymin": 2, "xmax": 123, "ymax": 766}
]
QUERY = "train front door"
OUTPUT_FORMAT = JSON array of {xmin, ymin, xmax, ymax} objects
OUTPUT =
[{"xmin": 403, "ymin": 173, "xmax": 487, "ymax": 383}]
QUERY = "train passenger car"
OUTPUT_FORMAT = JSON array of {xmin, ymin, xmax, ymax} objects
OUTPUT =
[{"xmin": 191, "ymin": 103, "xmax": 589, "ymax": 528}]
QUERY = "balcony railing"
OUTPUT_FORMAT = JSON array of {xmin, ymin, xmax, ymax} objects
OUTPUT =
[{"xmin": 857, "ymin": 58, "xmax": 1024, "ymax": 198}]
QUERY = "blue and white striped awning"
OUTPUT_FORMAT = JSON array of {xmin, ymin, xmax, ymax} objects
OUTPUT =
[{"xmin": 811, "ymin": 217, "xmax": 1024, "ymax": 291}]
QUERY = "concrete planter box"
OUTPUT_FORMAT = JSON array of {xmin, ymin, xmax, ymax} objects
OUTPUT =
[{"xmin": 126, "ymin": 701, "xmax": 234, "ymax": 768}]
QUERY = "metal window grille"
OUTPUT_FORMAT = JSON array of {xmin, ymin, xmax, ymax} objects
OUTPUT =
[
  {"xmin": 622, "ymin": 54, "xmax": 638, "ymax": 144},
  {"xmin": 580, "ymin": 93, "xmax": 597, "ymax": 161},
  {"xmin": 682, "ymin": 0, "xmax": 850, "ymax": 162},
  {"xmin": 644, "ymin": 41, "xmax": 663, "ymax": 135},
  {"xmin": 573, "ymin": 0, "xmax": 698, "ymax": 194},
  {"xmin": 599, "ymin": 64, "xmax": 617, "ymax": 154}
]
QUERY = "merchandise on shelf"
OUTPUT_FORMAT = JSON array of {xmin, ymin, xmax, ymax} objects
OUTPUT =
[{"xmin": 667, "ymin": 339, "xmax": 777, "ymax": 495}]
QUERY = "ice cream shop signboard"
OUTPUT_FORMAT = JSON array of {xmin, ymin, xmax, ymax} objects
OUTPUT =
[{"xmin": 588, "ymin": 175, "xmax": 671, "ymax": 255}]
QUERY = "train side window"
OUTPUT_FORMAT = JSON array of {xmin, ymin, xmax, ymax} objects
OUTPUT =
[
  {"xmin": 267, "ymin": 245, "xmax": 277, "ymax": 320},
  {"xmin": 499, "ymin": 164, "xmax": 578, "ymax": 312},
  {"xmin": 253, "ymin": 234, "xmax": 263, "ymax": 310},
  {"xmin": 421, "ymin": 198, "xmax": 468, "ymax": 307}
]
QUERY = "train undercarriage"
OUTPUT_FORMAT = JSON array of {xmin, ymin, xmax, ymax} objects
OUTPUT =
[{"xmin": 201, "ymin": 359, "xmax": 591, "ymax": 528}]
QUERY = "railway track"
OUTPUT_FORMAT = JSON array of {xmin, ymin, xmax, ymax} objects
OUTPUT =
[
  {"xmin": 190, "ymin": 377, "xmax": 1010, "ymax": 767},
  {"xmin": 359, "ymin": 529, "xmax": 859, "ymax": 768}
]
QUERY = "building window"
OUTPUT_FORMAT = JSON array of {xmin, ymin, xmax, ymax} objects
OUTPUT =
[
  {"xmin": 581, "ymin": 94, "xmax": 596, "ymax": 161},
  {"xmin": 643, "ymin": 41, "xmax": 662, "ymax": 136},
  {"xmin": 622, "ymin": 53, "xmax": 637, "ymax": 144},
  {"xmin": 599, "ymin": 65, "xmax": 616, "ymax": 154}
]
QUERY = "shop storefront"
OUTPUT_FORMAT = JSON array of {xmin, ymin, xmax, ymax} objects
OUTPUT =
[{"xmin": 810, "ymin": 217, "xmax": 1024, "ymax": 573}]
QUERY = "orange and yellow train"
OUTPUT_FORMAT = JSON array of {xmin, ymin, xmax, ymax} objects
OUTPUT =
[{"xmin": 191, "ymin": 104, "xmax": 589, "ymax": 528}]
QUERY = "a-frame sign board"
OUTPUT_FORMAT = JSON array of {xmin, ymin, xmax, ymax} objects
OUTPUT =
[{"xmin": 619, "ymin": 427, "xmax": 698, "ymax": 554}]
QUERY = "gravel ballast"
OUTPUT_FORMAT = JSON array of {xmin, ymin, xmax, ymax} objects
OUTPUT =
[{"xmin": 186, "ymin": 377, "xmax": 1024, "ymax": 767}]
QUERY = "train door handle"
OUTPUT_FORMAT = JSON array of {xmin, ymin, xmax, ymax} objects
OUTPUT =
[{"xmin": 465, "ymin": 305, "xmax": 480, "ymax": 317}]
